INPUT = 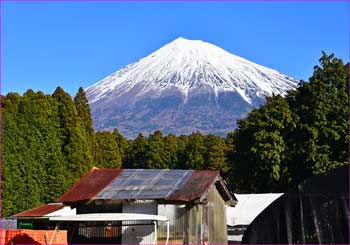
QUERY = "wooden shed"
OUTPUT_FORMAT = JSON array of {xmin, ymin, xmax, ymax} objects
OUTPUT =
[{"xmin": 55, "ymin": 168, "xmax": 237, "ymax": 244}]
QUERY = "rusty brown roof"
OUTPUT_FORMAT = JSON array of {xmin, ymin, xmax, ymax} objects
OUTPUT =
[
  {"xmin": 58, "ymin": 168, "xmax": 123, "ymax": 203},
  {"xmin": 57, "ymin": 168, "xmax": 235, "ymax": 204},
  {"xmin": 167, "ymin": 170, "xmax": 219, "ymax": 202},
  {"xmin": 11, "ymin": 203, "xmax": 65, "ymax": 218}
]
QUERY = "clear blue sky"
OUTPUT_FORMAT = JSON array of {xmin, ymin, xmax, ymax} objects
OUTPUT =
[{"xmin": 1, "ymin": 1, "xmax": 349, "ymax": 96}]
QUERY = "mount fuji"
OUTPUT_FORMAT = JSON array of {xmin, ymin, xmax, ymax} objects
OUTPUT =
[{"xmin": 86, "ymin": 37, "xmax": 298, "ymax": 138}]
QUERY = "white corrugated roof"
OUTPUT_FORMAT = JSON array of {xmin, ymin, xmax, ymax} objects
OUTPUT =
[
  {"xmin": 49, "ymin": 213, "xmax": 168, "ymax": 222},
  {"xmin": 44, "ymin": 205, "xmax": 76, "ymax": 217},
  {"xmin": 226, "ymin": 193, "xmax": 283, "ymax": 226}
]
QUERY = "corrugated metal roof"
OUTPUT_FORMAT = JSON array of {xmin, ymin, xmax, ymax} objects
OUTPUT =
[
  {"xmin": 167, "ymin": 170, "xmax": 219, "ymax": 202},
  {"xmin": 58, "ymin": 168, "xmax": 235, "ymax": 204},
  {"xmin": 96, "ymin": 169, "xmax": 193, "ymax": 200},
  {"xmin": 58, "ymin": 168, "xmax": 123, "ymax": 203},
  {"xmin": 10, "ymin": 203, "xmax": 65, "ymax": 218}
]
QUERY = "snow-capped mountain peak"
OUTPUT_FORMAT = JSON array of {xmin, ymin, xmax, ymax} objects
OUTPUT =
[{"xmin": 86, "ymin": 38, "xmax": 298, "ymax": 138}]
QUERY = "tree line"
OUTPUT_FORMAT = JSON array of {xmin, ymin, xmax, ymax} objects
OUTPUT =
[{"xmin": 2, "ymin": 52, "xmax": 348, "ymax": 217}]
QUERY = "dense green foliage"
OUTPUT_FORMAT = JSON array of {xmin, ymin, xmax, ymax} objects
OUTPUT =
[
  {"xmin": 231, "ymin": 52, "xmax": 349, "ymax": 192},
  {"xmin": 2, "ymin": 53, "xmax": 348, "ymax": 217},
  {"xmin": 94, "ymin": 131, "xmax": 122, "ymax": 168}
]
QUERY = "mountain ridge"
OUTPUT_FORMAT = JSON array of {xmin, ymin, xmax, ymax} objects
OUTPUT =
[{"xmin": 86, "ymin": 37, "xmax": 298, "ymax": 138}]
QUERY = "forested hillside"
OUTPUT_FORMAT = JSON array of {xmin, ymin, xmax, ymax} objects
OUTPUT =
[{"xmin": 2, "ymin": 52, "xmax": 348, "ymax": 217}]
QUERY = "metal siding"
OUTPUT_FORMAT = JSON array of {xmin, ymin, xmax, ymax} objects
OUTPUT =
[
  {"xmin": 201, "ymin": 202, "xmax": 209, "ymax": 244},
  {"xmin": 187, "ymin": 204, "xmax": 202, "ymax": 244},
  {"xmin": 122, "ymin": 200, "xmax": 157, "ymax": 245},
  {"xmin": 158, "ymin": 204, "xmax": 187, "ymax": 244},
  {"xmin": 208, "ymin": 185, "xmax": 228, "ymax": 244}
]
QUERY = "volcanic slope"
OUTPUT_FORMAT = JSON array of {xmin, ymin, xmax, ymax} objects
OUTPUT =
[{"xmin": 86, "ymin": 37, "xmax": 298, "ymax": 138}]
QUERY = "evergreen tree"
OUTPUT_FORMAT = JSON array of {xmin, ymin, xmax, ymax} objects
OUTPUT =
[
  {"xmin": 231, "ymin": 52, "xmax": 348, "ymax": 192},
  {"xmin": 145, "ymin": 130, "xmax": 167, "ymax": 168},
  {"xmin": 184, "ymin": 132, "xmax": 207, "ymax": 170},
  {"xmin": 233, "ymin": 95, "xmax": 295, "ymax": 192},
  {"xmin": 163, "ymin": 134, "xmax": 179, "ymax": 169},
  {"xmin": 74, "ymin": 87, "xmax": 96, "ymax": 172},
  {"xmin": 53, "ymin": 87, "xmax": 93, "ymax": 185},
  {"xmin": 34, "ymin": 92, "xmax": 67, "ymax": 202},
  {"xmin": 225, "ymin": 131, "xmax": 237, "ymax": 188},
  {"xmin": 176, "ymin": 135, "xmax": 190, "ymax": 169},
  {"xmin": 113, "ymin": 128, "xmax": 131, "ymax": 163},
  {"xmin": 74, "ymin": 87, "xmax": 94, "ymax": 137},
  {"xmin": 2, "ymin": 94, "xmax": 26, "ymax": 217},
  {"xmin": 204, "ymin": 135, "xmax": 229, "ymax": 174},
  {"xmin": 287, "ymin": 52, "xmax": 348, "ymax": 184},
  {"xmin": 94, "ymin": 131, "xmax": 122, "ymax": 168},
  {"xmin": 124, "ymin": 133, "xmax": 148, "ymax": 168},
  {"xmin": 2, "ymin": 90, "xmax": 67, "ymax": 216}
]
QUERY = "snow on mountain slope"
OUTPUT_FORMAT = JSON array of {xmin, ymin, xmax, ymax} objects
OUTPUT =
[{"xmin": 86, "ymin": 37, "xmax": 298, "ymax": 138}]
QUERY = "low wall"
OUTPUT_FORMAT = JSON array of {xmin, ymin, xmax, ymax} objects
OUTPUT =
[{"xmin": 0, "ymin": 229, "xmax": 67, "ymax": 244}]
